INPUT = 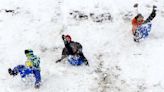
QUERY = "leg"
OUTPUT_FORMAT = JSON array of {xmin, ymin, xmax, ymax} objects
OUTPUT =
[
  {"xmin": 133, "ymin": 31, "xmax": 140, "ymax": 42},
  {"xmin": 33, "ymin": 69, "xmax": 41, "ymax": 88},
  {"xmin": 79, "ymin": 53, "xmax": 89, "ymax": 66}
]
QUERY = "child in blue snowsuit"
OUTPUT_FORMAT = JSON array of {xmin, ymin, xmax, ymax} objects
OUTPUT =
[{"xmin": 8, "ymin": 49, "xmax": 41, "ymax": 88}]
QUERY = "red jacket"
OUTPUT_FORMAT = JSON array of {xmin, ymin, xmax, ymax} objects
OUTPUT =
[{"xmin": 131, "ymin": 18, "xmax": 144, "ymax": 34}]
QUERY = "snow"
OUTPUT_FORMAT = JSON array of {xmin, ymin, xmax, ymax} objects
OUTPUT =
[{"xmin": 0, "ymin": 0, "xmax": 164, "ymax": 92}]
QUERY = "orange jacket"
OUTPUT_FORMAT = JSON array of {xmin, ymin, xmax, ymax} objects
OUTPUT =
[{"xmin": 131, "ymin": 18, "xmax": 144, "ymax": 34}]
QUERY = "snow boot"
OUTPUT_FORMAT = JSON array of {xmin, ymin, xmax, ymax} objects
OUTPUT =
[
  {"xmin": 35, "ymin": 83, "xmax": 40, "ymax": 89},
  {"xmin": 8, "ymin": 68, "xmax": 18, "ymax": 76},
  {"xmin": 8, "ymin": 68, "xmax": 13, "ymax": 76}
]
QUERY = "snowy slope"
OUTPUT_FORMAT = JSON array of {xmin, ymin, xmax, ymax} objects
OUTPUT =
[{"xmin": 0, "ymin": 0, "xmax": 164, "ymax": 92}]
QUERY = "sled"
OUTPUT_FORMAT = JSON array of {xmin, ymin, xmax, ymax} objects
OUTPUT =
[{"xmin": 68, "ymin": 55, "xmax": 84, "ymax": 66}]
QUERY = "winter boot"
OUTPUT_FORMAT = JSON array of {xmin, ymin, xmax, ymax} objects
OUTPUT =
[
  {"xmin": 8, "ymin": 68, "xmax": 13, "ymax": 75},
  {"xmin": 8, "ymin": 68, "xmax": 18, "ymax": 76},
  {"xmin": 35, "ymin": 83, "xmax": 40, "ymax": 89},
  {"xmin": 134, "ymin": 38, "xmax": 139, "ymax": 42}
]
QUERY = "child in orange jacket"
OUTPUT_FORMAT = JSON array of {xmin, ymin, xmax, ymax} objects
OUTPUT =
[{"xmin": 132, "ymin": 5, "xmax": 157, "ymax": 35}]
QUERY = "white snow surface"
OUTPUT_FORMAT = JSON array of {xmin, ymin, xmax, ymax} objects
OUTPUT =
[{"xmin": 0, "ymin": 0, "xmax": 164, "ymax": 92}]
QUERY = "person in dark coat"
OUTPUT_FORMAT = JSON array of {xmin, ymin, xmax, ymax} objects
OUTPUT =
[{"xmin": 56, "ymin": 35, "xmax": 89, "ymax": 66}]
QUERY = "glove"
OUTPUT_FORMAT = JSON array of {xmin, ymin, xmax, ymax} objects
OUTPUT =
[
  {"xmin": 84, "ymin": 59, "xmax": 89, "ymax": 66},
  {"xmin": 84, "ymin": 61, "xmax": 89, "ymax": 66},
  {"xmin": 56, "ymin": 59, "xmax": 61, "ymax": 63},
  {"xmin": 153, "ymin": 5, "xmax": 157, "ymax": 12},
  {"xmin": 153, "ymin": 5, "xmax": 157, "ymax": 9},
  {"xmin": 133, "ymin": 3, "xmax": 138, "ymax": 8},
  {"xmin": 62, "ymin": 35, "xmax": 65, "ymax": 40}
]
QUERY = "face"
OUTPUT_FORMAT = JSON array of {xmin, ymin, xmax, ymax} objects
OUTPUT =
[
  {"xmin": 25, "ymin": 53, "xmax": 32, "ymax": 58},
  {"xmin": 66, "ymin": 37, "xmax": 71, "ymax": 43},
  {"xmin": 137, "ymin": 16, "xmax": 143, "ymax": 22}
]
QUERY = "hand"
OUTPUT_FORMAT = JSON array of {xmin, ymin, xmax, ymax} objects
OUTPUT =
[
  {"xmin": 153, "ymin": 5, "xmax": 157, "ymax": 9},
  {"xmin": 84, "ymin": 61, "xmax": 89, "ymax": 66},
  {"xmin": 133, "ymin": 3, "xmax": 138, "ymax": 8},
  {"xmin": 84, "ymin": 59, "xmax": 89, "ymax": 66},
  {"xmin": 62, "ymin": 35, "xmax": 65, "ymax": 40},
  {"xmin": 56, "ymin": 59, "xmax": 61, "ymax": 63},
  {"xmin": 153, "ymin": 5, "xmax": 157, "ymax": 12}
]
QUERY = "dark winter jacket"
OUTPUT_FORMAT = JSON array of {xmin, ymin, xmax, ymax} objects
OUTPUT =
[
  {"xmin": 56, "ymin": 35, "xmax": 88, "ymax": 65},
  {"xmin": 63, "ymin": 40, "xmax": 82, "ymax": 56}
]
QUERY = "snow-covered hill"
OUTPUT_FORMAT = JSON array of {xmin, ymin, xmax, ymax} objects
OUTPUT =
[{"xmin": 0, "ymin": 0, "xmax": 164, "ymax": 92}]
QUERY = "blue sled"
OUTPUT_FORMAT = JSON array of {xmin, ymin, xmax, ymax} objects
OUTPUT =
[
  {"xmin": 134, "ymin": 22, "xmax": 152, "ymax": 41},
  {"xmin": 68, "ymin": 55, "xmax": 84, "ymax": 66}
]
